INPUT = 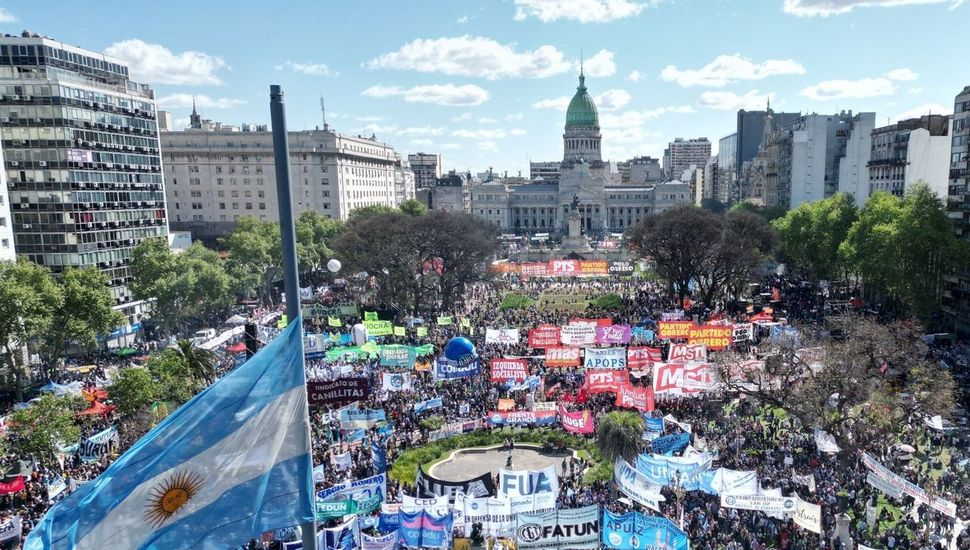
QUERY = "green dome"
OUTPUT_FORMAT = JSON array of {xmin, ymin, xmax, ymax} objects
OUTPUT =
[{"xmin": 565, "ymin": 73, "xmax": 599, "ymax": 129}]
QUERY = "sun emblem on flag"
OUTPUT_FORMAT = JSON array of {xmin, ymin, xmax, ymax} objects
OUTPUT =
[{"xmin": 144, "ymin": 471, "xmax": 204, "ymax": 528}]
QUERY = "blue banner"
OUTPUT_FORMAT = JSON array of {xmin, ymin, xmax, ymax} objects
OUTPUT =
[
  {"xmin": 372, "ymin": 440, "xmax": 387, "ymax": 473},
  {"xmin": 644, "ymin": 417, "xmax": 665, "ymax": 433},
  {"xmin": 505, "ymin": 375, "xmax": 541, "ymax": 392},
  {"xmin": 434, "ymin": 357, "xmax": 481, "ymax": 380},
  {"xmin": 398, "ymin": 510, "xmax": 423, "ymax": 548},
  {"xmin": 635, "ymin": 453, "xmax": 712, "ymax": 490},
  {"xmin": 414, "ymin": 397, "xmax": 443, "ymax": 414},
  {"xmin": 339, "ymin": 409, "xmax": 387, "ymax": 429},
  {"xmin": 322, "ymin": 517, "xmax": 360, "ymax": 550},
  {"xmin": 769, "ymin": 325, "xmax": 800, "ymax": 347},
  {"xmin": 379, "ymin": 505, "xmax": 400, "ymax": 532},
  {"xmin": 651, "ymin": 433, "xmax": 691, "ymax": 456},
  {"xmin": 601, "ymin": 510, "xmax": 689, "ymax": 550},
  {"xmin": 631, "ymin": 326, "xmax": 655, "ymax": 342}
]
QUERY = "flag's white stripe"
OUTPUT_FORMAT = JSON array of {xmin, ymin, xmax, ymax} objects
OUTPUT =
[{"xmin": 76, "ymin": 386, "xmax": 309, "ymax": 550}]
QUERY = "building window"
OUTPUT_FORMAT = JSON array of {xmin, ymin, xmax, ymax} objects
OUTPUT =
[{"xmin": 259, "ymin": 202, "xmax": 266, "ymax": 210}]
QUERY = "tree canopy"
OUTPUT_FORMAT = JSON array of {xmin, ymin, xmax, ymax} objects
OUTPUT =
[
  {"xmin": 42, "ymin": 267, "xmax": 124, "ymax": 372},
  {"xmin": 772, "ymin": 192, "xmax": 857, "ymax": 281}
]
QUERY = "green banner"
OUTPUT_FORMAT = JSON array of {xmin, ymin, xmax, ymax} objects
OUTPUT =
[
  {"xmin": 415, "ymin": 344, "xmax": 435, "ymax": 356},
  {"xmin": 393, "ymin": 326, "xmax": 406, "ymax": 337},
  {"xmin": 316, "ymin": 499, "xmax": 357, "ymax": 520},
  {"xmin": 461, "ymin": 318, "xmax": 471, "ymax": 328},
  {"xmin": 364, "ymin": 311, "xmax": 378, "ymax": 321},
  {"xmin": 357, "ymin": 493, "xmax": 382, "ymax": 514},
  {"xmin": 277, "ymin": 314, "xmax": 288, "ymax": 328},
  {"xmin": 437, "ymin": 316, "xmax": 453, "ymax": 326},
  {"xmin": 380, "ymin": 345, "xmax": 417, "ymax": 367},
  {"xmin": 416, "ymin": 327, "xmax": 428, "ymax": 337},
  {"xmin": 364, "ymin": 320, "xmax": 393, "ymax": 336},
  {"xmin": 327, "ymin": 316, "xmax": 342, "ymax": 327}
]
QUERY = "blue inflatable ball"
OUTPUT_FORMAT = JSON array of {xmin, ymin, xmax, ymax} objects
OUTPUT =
[{"xmin": 444, "ymin": 336, "xmax": 476, "ymax": 362}]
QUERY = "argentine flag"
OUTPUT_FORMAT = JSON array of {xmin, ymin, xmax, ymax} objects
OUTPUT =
[{"xmin": 27, "ymin": 319, "xmax": 314, "ymax": 549}]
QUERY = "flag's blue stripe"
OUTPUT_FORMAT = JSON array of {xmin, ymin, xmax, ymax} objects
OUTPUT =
[
  {"xmin": 141, "ymin": 453, "xmax": 312, "ymax": 549},
  {"xmin": 28, "ymin": 319, "xmax": 307, "ymax": 547}
]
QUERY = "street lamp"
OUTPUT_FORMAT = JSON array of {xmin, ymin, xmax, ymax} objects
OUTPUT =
[{"xmin": 672, "ymin": 469, "xmax": 685, "ymax": 530}]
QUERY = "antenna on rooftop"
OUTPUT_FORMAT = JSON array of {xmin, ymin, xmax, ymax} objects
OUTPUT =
[{"xmin": 320, "ymin": 95, "xmax": 328, "ymax": 131}]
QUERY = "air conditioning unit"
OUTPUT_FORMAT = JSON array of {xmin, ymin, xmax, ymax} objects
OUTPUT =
[
  {"xmin": 10, "ymin": 95, "xmax": 19, "ymax": 100},
  {"xmin": 21, "ymin": 224, "xmax": 30, "ymax": 229},
  {"xmin": 22, "ymin": 96, "xmax": 31, "ymax": 101},
  {"xmin": 0, "ymin": 118, "xmax": 9, "ymax": 123},
  {"xmin": 10, "ymin": 161, "xmax": 18, "ymax": 166},
  {"xmin": 38, "ymin": 161, "xmax": 47, "ymax": 167}
]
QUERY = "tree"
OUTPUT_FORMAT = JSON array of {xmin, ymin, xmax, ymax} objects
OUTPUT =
[
  {"xmin": 173, "ymin": 339, "xmax": 217, "ymax": 385},
  {"xmin": 349, "ymin": 205, "xmax": 397, "ymax": 220},
  {"xmin": 6, "ymin": 393, "xmax": 83, "ymax": 465},
  {"xmin": 221, "ymin": 217, "xmax": 282, "ymax": 305},
  {"xmin": 146, "ymin": 349, "xmax": 198, "ymax": 405},
  {"xmin": 295, "ymin": 211, "xmax": 343, "ymax": 287},
  {"xmin": 729, "ymin": 201, "xmax": 788, "ymax": 222},
  {"xmin": 719, "ymin": 316, "xmax": 956, "ymax": 454},
  {"xmin": 0, "ymin": 260, "xmax": 62, "ymax": 400},
  {"xmin": 399, "ymin": 199, "xmax": 428, "ymax": 217},
  {"xmin": 595, "ymin": 411, "xmax": 644, "ymax": 464},
  {"xmin": 773, "ymin": 193, "xmax": 857, "ymax": 281},
  {"xmin": 419, "ymin": 211, "xmax": 501, "ymax": 311},
  {"xmin": 42, "ymin": 267, "xmax": 125, "ymax": 373},
  {"xmin": 695, "ymin": 210, "xmax": 778, "ymax": 304},
  {"xmin": 108, "ymin": 367, "xmax": 158, "ymax": 418},
  {"xmin": 131, "ymin": 239, "xmax": 234, "ymax": 333}
]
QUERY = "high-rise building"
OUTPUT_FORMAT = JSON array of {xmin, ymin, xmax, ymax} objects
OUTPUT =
[
  {"xmin": 788, "ymin": 111, "xmax": 875, "ymax": 209},
  {"xmin": 0, "ymin": 32, "xmax": 167, "ymax": 321},
  {"xmin": 394, "ymin": 160, "xmax": 416, "ymax": 204},
  {"xmin": 157, "ymin": 110, "xmax": 172, "ymax": 132},
  {"xmin": 160, "ymin": 122, "xmax": 409, "ymax": 242},
  {"xmin": 942, "ymin": 86, "xmax": 970, "ymax": 337},
  {"xmin": 408, "ymin": 152, "xmax": 442, "ymax": 189},
  {"xmin": 665, "ymin": 138, "xmax": 711, "ymax": 183},
  {"xmin": 0, "ymin": 145, "xmax": 13, "ymax": 261},
  {"xmin": 736, "ymin": 107, "xmax": 801, "ymax": 183},
  {"xmin": 529, "ymin": 161, "xmax": 560, "ymax": 181},
  {"xmin": 627, "ymin": 156, "xmax": 662, "ymax": 184},
  {"xmin": 863, "ymin": 115, "xmax": 952, "ymax": 206},
  {"xmin": 717, "ymin": 133, "xmax": 738, "ymax": 204}
]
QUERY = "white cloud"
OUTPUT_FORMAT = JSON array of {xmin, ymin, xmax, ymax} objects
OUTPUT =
[
  {"xmin": 907, "ymin": 86, "xmax": 925, "ymax": 95},
  {"xmin": 799, "ymin": 77, "xmax": 895, "ymax": 100},
  {"xmin": 596, "ymin": 89, "xmax": 631, "ymax": 111},
  {"xmin": 362, "ymin": 84, "xmax": 489, "ymax": 106},
  {"xmin": 626, "ymin": 70, "xmax": 643, "ymax": 83},
  {"xmin": 505, "ymin": 113, "xmax": 525, "ymax": 121},
  {"xmin": 699, "ymin": 90, "xmax": 774, "ymax": 110},
  {"xmin": 600, "ymin": 106, "xmax": 691, "ymax": 144},
  {"xmin": 275, "ymin": 61, "xmax": 336, "ymax": 77},
  {"xmin": 457, "ymin": 15, "xmax": 470, "ymax": 23},
  {"xmin": 452, "ymin": 129, "xmax": 508, "ymax": 139},
  {"xmin": 478, "ymin": 140, "xmax": 499, "ymax": 152},
  {"xmin": 157, "ymin": 94, "xmax": 246, "ymax": 109},
  {"xmin": 661, "ymin": 54, "xmax": 805, "ymax": 88},
  {"xmin": 513, "ymin": 0, "xmax": 648, "ymax": 22},
  {"xmin": 441, "ymin": 143, "xmax": 463, "ymax": 150},
  {"xmin": 0, "ymin": 8, "xmax": 16, "ymax": 22},
  {"xmin": 885, "ymin": 68, "xmax": 919, "ymax": 81},
  {"xmin": 510, "ymin": 128, "xmax": 528, "ymax": 136},
  {"xmin": 357, "ymin": 123, "xmax": 399, "ymax": 135},
  {"xmin": 451, "ymin": 112, "xmax": 473, "ymax": 122},
  {"xmin": 579, "ymin": 50, "xmax": 616, "ymax": 77},
  {"xmin": 365, "ymin": 35, "xmax": 571, "ymax": 79},
  {"xmin": 478, "ymin": 117, "xmax": 498, "ymax": 124},
  {"xmin": 783, "ymin": 0, "xmax": 960, "ymax": 16},
  {"xmin": 890, "ymin": 102, "xmax": 953, "ymax": 124},
  {"xmin": 397, "ymin": 126, "xmax": 447, "ymax": 137},
  {"xmin": 356, "ymin": 115, "xmax": 384, "ymax": 122},
  {"xmin": 532, "ymin": 96, "xmax": 571, "ymax": 110},
  {"xmin": 173, "ymin": 117, "xmax": 190, "ymax": 129},
  {"xmin": 411, "ymin": 139, "xmax": 435, "ymax": 146},
  {"xmin": 104, "ymin": 39, "xmax": 226, "ymax": 86}
]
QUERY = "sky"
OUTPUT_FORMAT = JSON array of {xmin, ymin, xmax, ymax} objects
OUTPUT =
[{"xmin": 7, "ymin": 0, "xmax": 968, "ymax": 174}]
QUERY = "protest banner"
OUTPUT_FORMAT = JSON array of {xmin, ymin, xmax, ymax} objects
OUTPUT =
[
  {"xmin": 615, "ymin": 384, "xmax": 654, "ymax": 412},
  {"xmin": 667, "ymin": 343, "xmax": 707, "ymax": 362},
  {"xmin": 434, "ymin": 357, "xmax": 480, "ymax": 380},
  {"xmin": 583, "ymin": 347, "xmax": 627, "ymax": 369},
  {"xmin": 316, "ymin": 499, "xmax": 358, "ymax": 520},
  {"xmin": 651, "ymin": 433, "xmax": 691, "ymax": 455},
  {"xmin": 720, "ymin": 494, "xmax": 796, "ymax": 514},
  {"xmin": 688, "ymin": 324, "xmax": 733, "ymax": 350},
  {"xmin": 80, "ymin": 426, "xmax": 118, "ymax": 462},
  {"xmin": 658, "ymin": 320, "xmax": 692, "ymax": 339},
  {"xmin": 364, "ymin": 320, "xmax": 393, "ymax": 337},
  {"xmin": 486, "ymin": 328, "xmax": 521, "ymax": 345},
  {"xmin": 652, "ymin": 362, "xmax": 716, "ymax": 395},
  {"xmin": 339, "ymin": 409, "xmax": 386, "ymax": 430},
  {"xmin": 499, "ymin": 466, "xmax": 559, "ymax": 510},
  {"xmin": 866, "ymin": 472, "xmax": 903, "ymax": 499},
  {"xmin": 635, "ymin": 453, "xmax": 713, "ymax": 490},
  {"xmin": 531, "ymin": 401, "xmax": 557, "ymax": 412},
  {"xmin": 379, "ymin": 345, "xmax": 416, "ymax": 368},
  {"xmin": 792, "ymin": 495, "xmax": 822, "ymax": 534},
  {"xmin": 544, "ymin": 347, "xmax": 581, "ymax": 367},
  {"xmin": 580, "ymin": 260, "xmax": 608, "ymax": 276},
  {"xmin": 414, "ymin": 397, "xmax": 443, "ymax": 414},
  {"xmin": 560, "ymin": 323, "xmax": 597, "ymax": 345},
  {"xmin": 361, "ymin": 532, "xmax": 397, "ymax": 550},
  {"xmin": 0, "ymin": 516, "xmax": 21, "ymax": 544},
  {"xmin": 498, "ymin": 398, "xmax": 515, "ymax": 411},
  {"xmin": 733, "ymin": 323, "xmax": 754, "ymax": 342},
  {"xmin": 700, "ymin": 468, "xmax": 759, "ymax": 496},
  {"xmin": 381, "ymin": 372, "xmax": 412, "ymax": 393},
  {"xmin": 627, "ymin": 347, "xmax": 663, "ymax": 369},
  {"xmin": 520, "ymin": 263, "xmax": 548, "ymax": 277},
  {"xmin": 861, "ymin": 452, "xmax": 957, "ymax": 517},
  {"xmin": 601, "ymin": 510, "xmax": 688, "ymax": 550},
  {"xmin": 318, "ymin": 472, "xmax": 387, "ymax": 514},
  {"xmin": 402, "ymin": 494, "xmax": 450, "ymax": 515},
  {"xmin": 515, "ymin": 506, "xmax": 599, "ymax": 549},
  {"xmin": 584, "ymin": 369, "xmax": 629, "ymax": 394},
  {"xmin": 608, "ymin": 260, "xmax": 635, "ymax": 276},
  {"xmin": 303, "ymin": 303, "xmax": 359, "ymax": 320},
  {"xmin": 613, "ymin": 458, "xmax": 665, "ymax": 512},
  {"xmin": 486, "ymin": 410, "xmax": 557, "ymax": 427},
  {"xmin": 814, "ymin": 428, "xmax": 841, "ymax": 453},
  {"xmin": 415, "ymin": 469, "xmax": 495, "ymax": 501},
  {"xmin": 548, "ymin": 259, "xmax": 581, "ymax": 276},
  {"xmin": 595, "ymin": 324, "xmax": 631, "ymax": 345},
  {"xmin": 308, "ymin": 378, "xmax": 369, "ymax": 407},
  {"xmin": 558, "ymin": 406, "xmax": 594, "ymax": 434},
  {"xmin": 528, "ymin": 326, "xmax": 561, "ymax": 348},
  {"xmin": 490, "ymin": 358, "xmax": 529, "ymax": 382},
  {"xmin": 569, "ymin": 317, "xmax": 613, "ymax": 328},
  {"xmin": 429, "ymin": 420, "xmax": 480, "ymax": 442}
]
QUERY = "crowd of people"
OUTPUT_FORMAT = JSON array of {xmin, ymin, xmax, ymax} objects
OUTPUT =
[{"xmin": 2, "ymin": 273, "xmax": 969, "ymax": 549}]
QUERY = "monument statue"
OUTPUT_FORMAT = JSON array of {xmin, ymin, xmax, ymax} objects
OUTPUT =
[{"xmin": 571, "ymin": 192, "xmax": 580, "ymax": 212}]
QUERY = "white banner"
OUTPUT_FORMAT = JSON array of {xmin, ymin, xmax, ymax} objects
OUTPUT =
[
  {"xmin": 498, "ymin": 466, "xmax": 559, "ymax": 511},
  {"xmin": 732, "ymin": 323, "xmax": 754, "ymax": 342},
  {"xmin": 667, "ymin": 343, "xmax": 707, "ymax": 362},
  {"xmin": 463, "ymin": 496, "xmax": 515, "ymax": 538},
  {"xmin": 560, "ymin": 324, "xmax": 596, "ymax": 346},
  {"xmin": 515, "ymin": 506, "xmax": 600, "ymax": 549},
  {"xmin": 381, "ymin": 372, "xmax": 413, "ymax": 392},
  {"xmin": 486, "ymin": 328, "xmax": 521, "ymax": 345},
  {"xmin": 708, "ymin": 468, "xmax": 758, "ymax": 496},
  {"xmin": 361, "ymin": 532, "xmax": 398, "ymax": 550},
  {"xmin": 862, "ymin": 452, "xmax": 956, "ymax": 518},
  {"xmin": 813, "ymin": 428, "xmax": 841, "ymax": 453},
  {"xmin": 792, "ymin": 495, "xmax": 822, "ymax": 534},
  {"xmin": 0, "ymin": 516, "xmax": 21, "ymax": 543},
  {"xmin": 792, "ymin": 472, "xmax": 816, "ymax": 493},
  {"xmin": 402, "ymin": 494, "xmax": 450, "ymax": 515},
  {"xmin": 614, "ymin": 458, "xmax": 665, "ymax": 511},
  {"xmin": 662, "ymin": 414, "xmax": 693, "ymax": 434},
  {"xmin": 653, "ymin": 362, "xmax": 716, "ymax": 395},
  {"xmin": 583, "ymin": 347, "xmax": 627, "ymax": 369},
  {"xmin": 866, "ymin": 472, "xmax": 903, "ymax": 500},
  {"xmin": 331, "ymin": 451, "xmax": 352, "ymax": 472},
  {"xmin": 720, "ymin": 493, "xmax": 796, "ymax": 514}
]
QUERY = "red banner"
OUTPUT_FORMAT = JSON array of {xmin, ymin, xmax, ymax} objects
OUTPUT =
[
  {"xmin": 0, "ymin": 476, "xmax": 24, "ymax": 495},
  {"xmin": 652, "ymin": 362, "xmax": 716, "ymax": 395},
  {"xmin": 490, "ymin": 262, "xmax": 520, "ymax": 274},
  {"xmin": 579, "ymin": 260, "xmax": 608, "ymax": 276},
  {"xmin": 585, "ymin": 369, "xmax": 630, "ymax": 394},
  {"xmin": 667, "ymin": 343, "xmax": 708, "ymax": 362},
  {"xmin": 658, "ymin": 321, "xmax": 693, "ymax": 339},
  {"xmin": 568, "ymin": 317, "xmax": 613, "ymax": 328},
  {"xmin": 490, "ymin": 359, "xmax": 528, "ymax": 382},
  {"xmin": 520, "ymin": 263, "xmax": 548, "ymax": 277},
  {"xmin": 615, "ymin": 384, "xmax": 655, "ymax": 412},
  {"xmin": 528, "ymin": 326, "xmax": 561, "ymax": 348},
  {"xmin": 628, "ymin": 347, "xmax": 663, "ymax": 369},
  {"xmin": 688, "ymin": 325, "xmax": 733, "ymax": 350},
  {"xmin": 548, "ymin": 259, "xmax": 581, "ymax": 276},
  {"xmin": 544, "ymin": 347, "xmax": 582, "ymax": 367},
  {"xmin": 559, "ymin": 406, "xmax": 595, "ymax": 434}
]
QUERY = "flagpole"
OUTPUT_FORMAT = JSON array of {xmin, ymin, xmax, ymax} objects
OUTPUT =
[{"xmin": 270, "ymin": 84, "xmax": 317, "ymax": 550}]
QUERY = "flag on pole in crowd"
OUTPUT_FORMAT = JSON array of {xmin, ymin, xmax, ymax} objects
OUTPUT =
[{"xmin": 25, "ymin": 319, "xmax": 314, "ymax": 550}]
